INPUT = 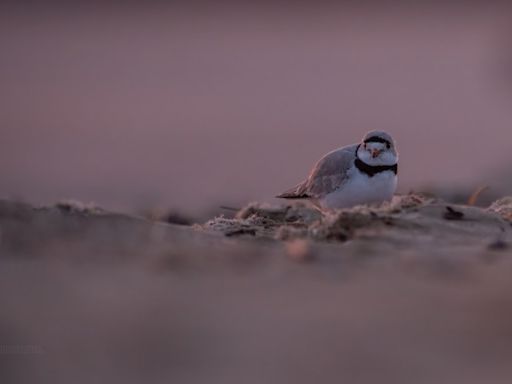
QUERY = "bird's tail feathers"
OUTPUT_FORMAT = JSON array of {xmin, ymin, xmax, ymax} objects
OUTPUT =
[{"xmin": 276, "ymin": 183, "xmax": 309, "ymax": 199}]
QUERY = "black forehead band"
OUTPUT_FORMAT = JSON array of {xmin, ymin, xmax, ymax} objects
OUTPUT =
[{"xmin": 364, "ymin": 136, "xmax": 391, "ymax": 146}]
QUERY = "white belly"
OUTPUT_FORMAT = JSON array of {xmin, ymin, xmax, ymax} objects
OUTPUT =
[{"xmin": 320, "ymin": 169, "xmax": 397, "ymax": 209}]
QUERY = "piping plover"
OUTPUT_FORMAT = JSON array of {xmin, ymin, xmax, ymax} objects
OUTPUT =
[{"xmin": 277, "ymin": 131, "xmax": 398, "ymax": 209}]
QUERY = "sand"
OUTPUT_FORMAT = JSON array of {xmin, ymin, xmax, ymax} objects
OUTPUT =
[{"xmin": 1, "ymin": 195, "xmax": 512, "ymax": 384}]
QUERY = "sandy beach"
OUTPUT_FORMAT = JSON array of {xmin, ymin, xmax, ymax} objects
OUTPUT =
[{"xmin": 2, "ymin": 196, "xmax": 512, "ymax": 383}]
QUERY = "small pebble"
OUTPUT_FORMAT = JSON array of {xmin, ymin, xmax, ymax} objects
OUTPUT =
[
  {"xmin": 285, "ymin": 239, "xmax": 314, "ymax": 262},
  {"xmin": 443, "ymin": 206, "xmax": 464, "ymax": 221}
]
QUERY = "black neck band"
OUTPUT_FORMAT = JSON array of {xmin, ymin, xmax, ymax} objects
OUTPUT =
[{"xmin": 354, "ymin": 157, "xmax": 397, "ymax": 177}]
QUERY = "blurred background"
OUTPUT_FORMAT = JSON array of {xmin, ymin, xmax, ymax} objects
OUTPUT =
[
  {"xmin": 4, "ymin": 4, "xmax": 512, "ymax": 384},
  {"xmin": 1, "ymin": 1, "xmax": 512, "ymax": 217}
]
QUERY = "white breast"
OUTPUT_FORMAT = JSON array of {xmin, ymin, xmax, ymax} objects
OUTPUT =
[{"xmin": 319, "ymin": 167, "xmax": 397, "ymax": 209}]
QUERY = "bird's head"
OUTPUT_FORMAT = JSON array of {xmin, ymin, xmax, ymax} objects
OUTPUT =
[{"xmin": 356, "ymin": 130, "xmax": 398, "ymax": 166}]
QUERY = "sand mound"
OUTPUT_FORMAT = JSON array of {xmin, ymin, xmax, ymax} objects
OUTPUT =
[
  {"xmin": 2, "ymin": 197, "xmax": 512, "ymax": 383},
  {"xmin": 202, "ymin": 194, "xmax": 511, "ymax": 251}
]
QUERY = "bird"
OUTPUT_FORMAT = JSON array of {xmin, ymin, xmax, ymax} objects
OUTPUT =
[{"xmin": 276, "ymin": 131, "xmax": 398, "ymax": 209}]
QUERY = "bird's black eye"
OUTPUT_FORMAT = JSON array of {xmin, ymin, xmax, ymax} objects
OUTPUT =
[{"xmin": 386, "ymin": 143, "xmax": 390, "ymax": 149}]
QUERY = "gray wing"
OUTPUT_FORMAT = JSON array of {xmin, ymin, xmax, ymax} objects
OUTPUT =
[{"xmin": 277, "ymin": 144, "xmax": 357, "ymax": 199}]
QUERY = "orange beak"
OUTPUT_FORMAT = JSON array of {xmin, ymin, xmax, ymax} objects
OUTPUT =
[{"xmin": 371, "ymin": 149, "xmax": 381, "ymax": 158}]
